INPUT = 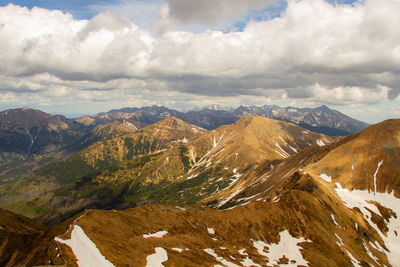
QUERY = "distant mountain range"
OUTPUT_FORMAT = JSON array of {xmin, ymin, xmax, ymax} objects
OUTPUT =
[
  {"xmin": 0, "ymin": 105, "xmax": 369, "ymax": 183},
  {"xmin": 0, "ymin": 104, "xmax": 367, "ymax": 156},
  {"xmin": 0, "ymin": 104, "xmax": 365, "ymax": 182},
  {"xmin": 77, "ymin": 104, "xmax": 368, "ymax": 136}
]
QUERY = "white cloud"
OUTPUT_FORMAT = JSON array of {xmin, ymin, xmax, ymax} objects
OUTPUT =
[
  {"xmin": 310, "ymin": 84, "xmax": 390, "ymax": 105},
  {"xmin": 0, "ymin": 0, "xmax": 400, "ymax": 119}
]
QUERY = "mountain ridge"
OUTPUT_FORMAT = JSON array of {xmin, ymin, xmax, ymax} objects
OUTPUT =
[{"xmin": 74, "ymin": 104, "xmax": 369, "ymax": 136}]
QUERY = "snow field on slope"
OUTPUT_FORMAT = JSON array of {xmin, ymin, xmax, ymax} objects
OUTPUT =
[
  {"xmin": 335, "ymin": 182, "xmax": 400, "ymax": 266},
  {"xmin": 252, "ymin": 230, "xmax": 311, "ymax": 266},
  {"xmin": 146, "ymin": 247, "xmax": 168, "ymax": 267},
  {"xmin": 55, "ymin": 225, "xmax": 115, "ymax": 267}
]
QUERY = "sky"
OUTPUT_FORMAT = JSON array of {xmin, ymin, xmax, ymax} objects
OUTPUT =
[{"xmin": 0, "ymin": 0, "xmax": 399, "ymax": 123}]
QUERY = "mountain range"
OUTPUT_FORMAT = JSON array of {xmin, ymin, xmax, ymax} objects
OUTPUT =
[
  {"xmin": 0, "ymin": 105, "xmax": 366, "ymax": 183},
  {"xmin": 77, "ymin": 104, "xmax": 368, "ymax": 136},
  {"xmin": 1, "ymin": 106, "xmax": 398, "ymax": 266}
]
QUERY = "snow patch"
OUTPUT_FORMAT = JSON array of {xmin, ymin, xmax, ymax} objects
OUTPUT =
[
  {"xmin": 289, "ymin": 145, "xmax": 298, "ymax": 153},
  {"xmin": 55, "ymin": 225, "xmax": 115, "ymax": 267},
  {"xmin": 230, "ymin": 173, "xmax": 242, "ymax": 185},
  {"xmin": 218, "ymin": 187, "xmax": 243, "ymax": 208},
  {"xmin": 242, "ymin": 257, "xmax": 261, "ymax": 267},
  {"xmin": 203, "ymin": 248, "xmax": 240, "ymax": 267},
  {"xmin": 273, "ymin": 196, "xmax": 280, "ymax": 203},
  {"xmin": 146, "ymin": 247, "xmax": 168, "ymax": 267},
  {"xmin": 335, "ymin": 233, "xmax": 344, "ymax": 246},
  {"xmin": 282, "ymin": 168, "xmax": 294, "ymax": 179},
  {"xmin": 252, "ymin": 230, "xmax": 311, "ymax": 266},
  {"xmin": 143, "ymin": 231, "xmax": 168, "ymax": 238},
  {"xmin": 319, "ymin": 174, "xmax": 332, "ymax": 183},
  {"xmin": 331, "ymin": 214, "xmax": 339, "ymax": 226},
  {"xmin": 236, "ymin": 193, "xmax": 260, "ymax": 203},
  {"xmin": 345, "ymin": 249, "xmax": 362, "ymax": 267},
  {"xmin": 362, "ymin": 241, "xmax": 380, "ymax": 264},
  {"xmin": 172, "ymin": 248, "xmax": 183, "ymax": 252},
  {"xmin": 124, "ymin": 120, "xmax": 137, "ymax": 130},
  {"xmin": 335, "ymin": 183, "xmax": 400, "ymax": 266},
  {"xmin": 317, "ymin": 140, "xmax": 326, "ymax": 146},
  {"xmin": 275, "ymin": 143, "xmax": 290, "ymax": 158},
  {"xmin": 238, "ymin": 248, "xmax": 248, "ymax": 256},
  {"xmin": 187, "ymin": 173, "xmax": 198, "ymax": 180},
  {"xmin": 274, "ymin": 149, "xmax": 287, "ymax": 158},
  {"xmin": 373, "ymin": 160, "xmax": 384, "ymax": 194},
  {"xmin": 207, "ymin": 228, "xmax": 215, "ymax": 235}
]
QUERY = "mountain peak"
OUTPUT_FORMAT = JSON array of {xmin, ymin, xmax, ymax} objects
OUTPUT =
[
  {"xmin": 234, "ymin": 115, "xmax": 279, "ymax": 128},
  {"xmin": 0, "ymin": 107, "xmax": 51, "ymax": 118},
  {"xmin": 202, "ymin": 104, "xmax": 230, "ymax": 111},
  {"xmin": 153, "ymin": 116, "xmax": 206, "ymax": 133},
  {"xmin": 316, "ymin": 104, "xmax": 331, "ymax": 111}
]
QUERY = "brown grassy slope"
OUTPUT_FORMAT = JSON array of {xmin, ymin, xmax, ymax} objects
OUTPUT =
[
  {"xmin": 188, "ymin": 116, "xmax": 335, "ymax": 170},
  {"xmin": 0, "ymin": 208, "xmax": 51, "ymax": 266},
  {"xmin": 190, "ymin": 116, "xmax": 337, "ymax": 207},
  {"xmin": 51, "ymin": 183, "xmax": 388, "ymax": 267},
  {"xmin": 305, "ymin": 119, "xmax": 400, "ymax": 196}
]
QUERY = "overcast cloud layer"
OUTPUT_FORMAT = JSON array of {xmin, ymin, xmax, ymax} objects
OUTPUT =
[
  {"xmin": 0, "ymin": 0, "xmax": 400, "ymax": 122},
  {"xmin": 164, "ymin": 0, "xmax": 274, "ymax": 25}
]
